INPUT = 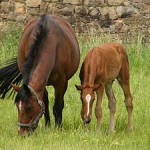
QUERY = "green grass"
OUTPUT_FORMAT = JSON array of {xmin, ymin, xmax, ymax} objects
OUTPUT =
[{"xmin": 0, "ymin": 28, "xmax": 150, "ymax": 150}]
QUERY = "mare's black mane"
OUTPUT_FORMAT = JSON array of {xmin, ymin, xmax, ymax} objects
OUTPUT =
[{"xmin": 15, "ymin": 14, "xmax": 50, "ymax": 103}]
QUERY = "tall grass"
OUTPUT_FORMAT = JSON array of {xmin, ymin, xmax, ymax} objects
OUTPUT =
[{"xmin": 0, "ymin": 27, "xmax": 150, "ymax": 150}]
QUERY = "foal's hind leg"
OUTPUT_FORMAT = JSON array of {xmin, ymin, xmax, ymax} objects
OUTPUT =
[
  {"xmin": 43, "ymin": 89, "xmax": 50, "ymax": 127},
  {"xmin": 117, "ymin": 61, "xmax": 133, "ymax": 131},
  {"xmin": 105, "ymin": 82, "xmax": 116, "ymax": 133},
  {"xmin": 53, "ymin": 79, "xmax": 68, "ymax": 128}
]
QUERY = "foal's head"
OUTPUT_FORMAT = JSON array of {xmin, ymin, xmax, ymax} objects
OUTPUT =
[
  {"xmin": 75, "ymin": 84, "xmax": 99, "ymax": 124},
  {"xmin": 12, "ymin": 84, "xmax": 45, "ymax": 135}
]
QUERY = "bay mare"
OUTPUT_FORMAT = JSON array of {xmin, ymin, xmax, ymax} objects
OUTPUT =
[
  {"xmin": 0, "ymin": 14, "xmax": 80, "ymax": 135},
  {"xmin": 76, "ymin": 43, "xmax": 133, "ymax": 133}
]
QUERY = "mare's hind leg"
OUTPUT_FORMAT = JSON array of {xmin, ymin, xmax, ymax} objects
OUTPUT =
[
  {"xmin": 117, "ymin": 61, "xmax": 133, "ymax": 131},
  {"xmin": 105, "ymin": 82, "xmax": 116, "ymax": 133},
  {"xmin": 43, "ymin": 89, "xmax": 50, "ymax": 127},
  {"xmin": 53, "ymin": 79, "xmax": 68, "ymax": 128}
]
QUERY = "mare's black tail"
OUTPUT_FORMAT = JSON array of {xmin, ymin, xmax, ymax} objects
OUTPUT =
[{"xmin": 0, "ymin": 58, "xmax": 22, "ymax": 99}]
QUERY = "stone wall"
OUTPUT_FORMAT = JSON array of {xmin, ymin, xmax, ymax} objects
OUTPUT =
[{"xmin": 1, "ymin": 0, "xmax": 150, "ymax": 42}]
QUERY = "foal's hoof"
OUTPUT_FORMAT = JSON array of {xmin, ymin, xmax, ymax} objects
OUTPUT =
[
  {"xmin": 84, "ymin": 119, "xmax": 91, "ymax": 125},
  {"xmin": 128, "ymin": 127, "xmax": 133, "ymax": 132},
  {"xmin": 108, "ymin": 130, "xmax": 115, "ymax": 135}
]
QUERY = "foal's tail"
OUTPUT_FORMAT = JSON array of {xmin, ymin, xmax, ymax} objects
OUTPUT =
[{"xmin": 0, "ymin": 58, "xmax": 22, "ymax": 99}]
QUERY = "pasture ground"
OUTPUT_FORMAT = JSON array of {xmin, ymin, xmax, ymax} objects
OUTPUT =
[{"xmin": 0, "ymin": 27, "xmax": 150, "ymax": 150}]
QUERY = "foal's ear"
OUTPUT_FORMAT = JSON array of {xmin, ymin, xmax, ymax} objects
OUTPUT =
[
  {"xmin": 12, "ymin": 84, "xmax": 20, "ymax": 92},
  {"xmin": 92, "ymin": 84, "xmax": 100, "ymax": 91},
  {"xmin": 75, "ymin": 85, "xmax": 82, "ymax": 91}
]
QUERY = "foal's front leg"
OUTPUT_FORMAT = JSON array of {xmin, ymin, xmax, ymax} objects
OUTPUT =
[
  {"xmin": 95, "ymin": 85, "xmax": 104, "ymax": 132},
  {"xmin": 105, "ymin": 82, "xmax": 116, "ymax": 133}
]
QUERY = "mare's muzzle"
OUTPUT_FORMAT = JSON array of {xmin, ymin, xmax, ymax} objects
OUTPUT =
[{"xmin": 18, "ymin": 85, "xmax": 45, "ymax": 130}]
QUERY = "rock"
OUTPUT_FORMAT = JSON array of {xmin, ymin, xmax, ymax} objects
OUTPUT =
[
  {"xmin": 99, "ymin": 7, "xmax": 118, "ymax": 19},
  {"xmin": 120, "ymin": 24, "xmax": 130, "ymax": 32},
  {"xmin": 15, "ymin": 3, "xmax": 26, "ymax": 14},
  {"xmin": 124, "ymin": 1, "xmax": 131, "ymax": 6},
  {"xmin": 83, "ymin": 0, "xmax": 94, "ymax": 6},
  {"xmin": 51, "ymin": 0, "xmax": 60, "ymax": 2},
  {"xmin": 59, "ymin": 7, "xmax": 74, "ymax": 16},
  {"xmin": 82, "ymin": 16, "xmax": 91, "ymax": 23},
  {"xmin": 89, "ymin": 8, "xmax": 99, "ymax": 17},
  {"xmin": 63, "ymin": 0, "xmax": 71, "ymax": 4},
  {"xmin": 27, "ymin": 7, "xmax": 40, "ymax": 15},
  {"xmin": 110, "ymin": 25, "xmax": 116, "ymax": 33},
  {"xmin": 16, "ymin": 15, "xmax": 26, "ymax": 22},
  {"xmin": 40, "ymin": 1, "xmax": 48, "ymax": 12},
  {"xmin": 26, "ymin": 0, "xmax": 42, "ymax": 7},
  {"xmin": 95, "ymin": 0, "xmax": 106, "ymax": 5},
  {"xmin": 114, "ymin": 20, "xmax": 123, "ymax": 31},
  {"xmin": 75, "ymin": 6, "xmax": 88, "ymax": 16},
  {"xmin": 64, "ymin": 16, "xmax": 76, "ymax": 25},
  {"xmin": 71, "ymin": 0, "xmax": 82, "ymax": 5},
  {"xmin": 14, "ymin": 0, "xmax": 26, "ymax": 2},
  {"xmin": 0, "ymin": 2, "xmax": 14, "ymax": 12},
  {"xmin": 7, "ymin": 13, "xmax": 17, "ymax": 21},
  {"xmin": 108, "ymin": 7, "xmax": 118, "ymax": 20},
  {"xmin": 42, "ymin": 0, "xmax": 51, "ymax": 1},
  {"xmin": 116, "ymin": 6, "xmax": 127, "ymax": 17},
  {"xmin": 126, "ymin": 6, "xmax": 139, "ymax": 16},
  {"xmin": 99, "ymin": 7, "xmax": 109, "ymax": 16},
  {"xmin": 108, "ymin": 0, "xmax": 125, "ymax": 6},
  {"xmin": 132, "ymin": 0, "xmax": 149, "ymax": 3},
  {"xmin": 47, "ymin": 3, "xmax": 58, "ymax": 14}
]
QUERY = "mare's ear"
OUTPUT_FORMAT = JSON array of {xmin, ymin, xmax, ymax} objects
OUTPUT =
[
  {"xmin": 12, "ymin": 84, "xmax": 20, "ymax": 92},
  {"xmin": 92, "ymin": 84, "xmax": 100, "ymax": 91},
  {"xmin": 23, "ymin": 84, "xmax": 31, "ymax": 95},
  {"xmin": 75, "ymin": 85, "xmax": 82, "ymax": 91}
]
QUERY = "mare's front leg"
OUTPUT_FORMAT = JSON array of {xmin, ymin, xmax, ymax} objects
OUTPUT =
[
  {"xmin": 43, "ymin": 89, "xmax": 50, "ymax": 127},
  {"xmin": 53, "ymin": 79, "xmax": 68, "ymax": 128},
  {"xmin": 105, "ymin": 82, "xmax": 116, "ymax": 133},
  {"xmin": 95, "ymin": 84, "xmax": 105, "ymax": 132}
]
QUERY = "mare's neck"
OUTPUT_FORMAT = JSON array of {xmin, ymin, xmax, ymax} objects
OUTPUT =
[{"xmin": 28, "ymin": 51, "xmax": 55, "ymax": 93}]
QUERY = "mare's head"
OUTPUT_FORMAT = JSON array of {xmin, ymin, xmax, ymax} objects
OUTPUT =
[
  {"xmin": 75, "ymin": 84, "xmax": 99, "ymax": 124},
  {"xmin": 12, "ymin": 84, "xmax": 45, "ymax": 136}
]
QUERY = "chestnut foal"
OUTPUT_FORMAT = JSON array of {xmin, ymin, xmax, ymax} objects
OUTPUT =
[{"xmin": 76, "ymin": 43, "xmax": 133, "ymax": 133}]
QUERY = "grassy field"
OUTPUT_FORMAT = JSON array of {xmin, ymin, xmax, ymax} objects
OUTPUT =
[{"xmin": 0, "ymin": 27, "xmax": 150, "ymax": 150}]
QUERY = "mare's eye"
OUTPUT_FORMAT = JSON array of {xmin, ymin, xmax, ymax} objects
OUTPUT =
[{"xmin": 26, "ymin": 107, "xmax": 32, "ymax": 113}]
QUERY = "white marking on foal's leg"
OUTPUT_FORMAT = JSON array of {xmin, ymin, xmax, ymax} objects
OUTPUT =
[{"xmin": 85, "ymin": 94, "xmax": 91, "ymax": 116}]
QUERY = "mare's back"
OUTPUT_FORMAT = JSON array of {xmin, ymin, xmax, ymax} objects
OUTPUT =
[{"xmin": 18, "ymin": 15, "xmax": 80, "ymax": 79}]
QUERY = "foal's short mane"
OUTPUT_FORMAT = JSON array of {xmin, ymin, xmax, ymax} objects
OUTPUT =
[{"xmin": 15, "ymin": 14, "xmax": 50, "ymax": 103}]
